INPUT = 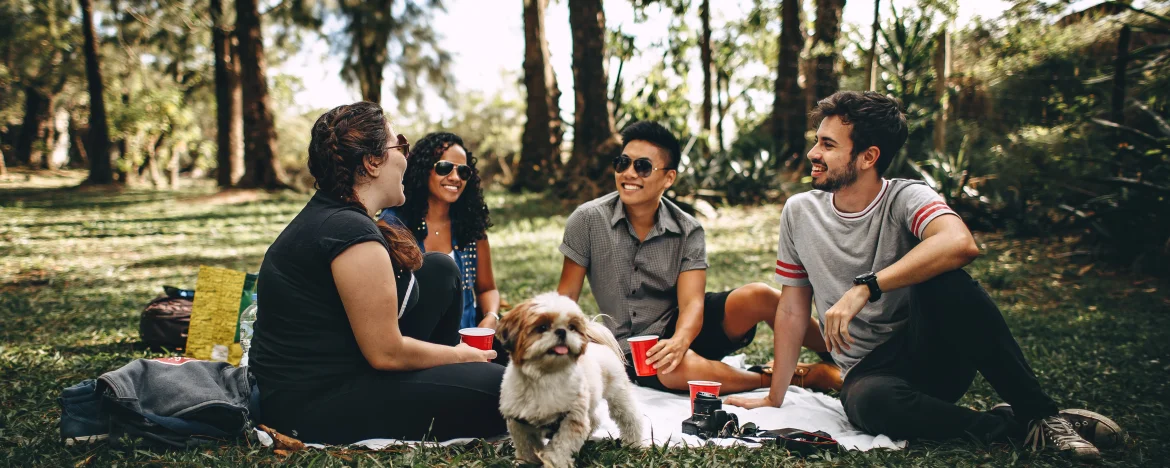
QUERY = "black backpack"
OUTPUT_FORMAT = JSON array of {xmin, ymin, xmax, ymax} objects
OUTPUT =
[{"xmin": 139, "ymin": 286, "xmax": 194, "ymax": 352}]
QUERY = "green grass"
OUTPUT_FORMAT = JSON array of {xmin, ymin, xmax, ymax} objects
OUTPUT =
[{"xmin": 2, "ymin": 170, "xmax": 1168, "ymax": 467}]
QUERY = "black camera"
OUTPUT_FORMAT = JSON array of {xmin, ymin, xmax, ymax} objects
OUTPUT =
[{"xmin": 682, "ymin": 392, "xmax": 739, "ymax": 439}]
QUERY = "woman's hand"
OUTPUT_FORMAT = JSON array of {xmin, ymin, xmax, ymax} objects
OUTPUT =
[
  {"xmin": 456, "ymin": 342, "xmax": 497, "ymax": 362},
  {"xmin": 477, "ymin": 313, "xmax": 498, "ymax": 330}
]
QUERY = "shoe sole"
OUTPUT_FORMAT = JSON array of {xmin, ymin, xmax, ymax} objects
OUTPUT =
[
  {"xmin": 1060, "ymin": 409, "xmax": 1125, "ymax": 449},
  {"xmin": 64, "ymin": 434, "xmax": 108, "ymax": 446}
]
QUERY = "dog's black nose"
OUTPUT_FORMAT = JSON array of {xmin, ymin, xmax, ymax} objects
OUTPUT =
[{"xmin": 554, "ymin": 328, "xmax": 566, "ymax": 339}]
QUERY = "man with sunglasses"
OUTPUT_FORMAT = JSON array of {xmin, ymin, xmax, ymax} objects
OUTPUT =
[{"xmin": 556, "ymin": 121, "xmax": 839, "ymax": 395}]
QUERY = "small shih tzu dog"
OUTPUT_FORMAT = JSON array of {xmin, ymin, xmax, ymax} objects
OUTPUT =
[{"xmin": 497, "ymin": 293, "xmax": 643, "ymax": 468}]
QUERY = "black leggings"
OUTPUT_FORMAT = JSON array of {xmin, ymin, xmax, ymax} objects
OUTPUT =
[
  {"xmin": 839, "ymin": 269, "xmax": 1059, "ymax": 443},
  {"xmin": 262, "ymin": 253, "xmax": 507, "ymax": 444}
]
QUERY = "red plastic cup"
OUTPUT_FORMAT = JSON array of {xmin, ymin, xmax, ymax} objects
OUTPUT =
[
  {"xmin": 627, "ymin": 335, "xmax": 659, "ymax": 377},
  {"xmin": 459, "ymin": 327, "xmax": 495, "ymax": 350},
  {"xmin": 688, "ymin": 380, "xmax": 722, "ymax": 411}
]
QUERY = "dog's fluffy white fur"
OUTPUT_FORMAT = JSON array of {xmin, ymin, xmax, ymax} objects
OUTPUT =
[{"xmin": 496, "ymin": 293, "xmax": 643, "ymax": 468}]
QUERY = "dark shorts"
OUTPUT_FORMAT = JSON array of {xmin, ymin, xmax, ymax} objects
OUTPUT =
[{"xmin": 624, "ymin": 289, "xmax": 757, "ymax": 392}]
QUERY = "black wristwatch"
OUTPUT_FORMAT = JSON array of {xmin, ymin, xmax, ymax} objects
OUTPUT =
[{"xmin": 853, "ymin": 272, "xmax": 882, "ymax": 303}]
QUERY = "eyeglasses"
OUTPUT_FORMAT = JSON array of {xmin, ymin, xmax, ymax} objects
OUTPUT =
[
  {"xmin": 613, "ymin": 155, "xmax": 667, "ymax": 178},
  {"xmin": 434, "ymin": 160, "xmax": 473, "ymax": 181},
  {"xmin": 387, "ymin": 134, "xmax": 410, "ymax": 157}
]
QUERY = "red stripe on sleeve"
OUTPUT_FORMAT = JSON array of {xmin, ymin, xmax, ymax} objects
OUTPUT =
[
  {"xmin": 775, "ymin": 268, "xmax": 809, "ymax": 279},
  {"xmin": 776, "ymin": 259, "xmax": 804, "ymax": 271},
  {"xmin": 912, "ymin": 205, "xmax": 954, "ymax": 237},
  {"xmin": 911, "ymin": 201, "xmax": 947, "ymax": 226}
]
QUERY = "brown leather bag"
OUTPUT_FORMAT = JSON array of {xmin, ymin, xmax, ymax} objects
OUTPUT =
[{"xmin": 139, "ymin": 288, "xmax": 193, "ymax": 352}]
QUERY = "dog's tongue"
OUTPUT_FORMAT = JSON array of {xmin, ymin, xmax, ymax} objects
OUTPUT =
[{"xmin": 554, "ymin": 345, "xmax": 569, "ymax": 355}]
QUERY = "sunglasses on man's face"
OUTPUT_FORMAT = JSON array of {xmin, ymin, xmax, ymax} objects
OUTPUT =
[
  {"xmin": 387, "ymin": 134, "xmax": 410, "ymax": 157},
  {"xmin": 434, "ymin": 160, "xmax": 473, "ymax": 181},
  {"xmin": 613, "ymin": 155, "xmax": 667, "ymax": 178}
]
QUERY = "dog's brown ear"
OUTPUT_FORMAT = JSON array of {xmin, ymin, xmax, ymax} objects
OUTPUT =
[{"xmin": 497, "ymin": 301, "xmax": 532, "ymax": 355}]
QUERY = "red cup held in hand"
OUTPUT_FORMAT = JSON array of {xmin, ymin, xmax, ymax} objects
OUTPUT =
[
  {"xmin": 688, "ymin": 380, "xmax": 722, "ymax": 410},
  {"xmin": 628, "ymin": 335, "xmax": 659, "ymax": 377},
  {"xmin": 459, "ymin": 327, "xmax": 495, "ymax": 350}
]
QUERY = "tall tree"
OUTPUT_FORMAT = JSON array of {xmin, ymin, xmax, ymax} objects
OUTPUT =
[
  {"xmin": 333, "ymin": 0, "xmax": 452, "ymax": 107},
  {"xmin": 560, "ymin": 0, "xmax": 622, "ymax": 199},
  {"xmin": 212, "ymin": 0, "xmax": 243, "ymax": 187},
  {"xmin": 9, "ymin": 0, "xmax": 75, "ymax": 168},
  {"xmin": 812, "ymin": 0, "xmax": 847, "ymax": 101},
  {"xmin": 772, "ymin": 0, "xmax": 807, "ymax": 166},
  {"xmin": 866, "ymin": 0, "xmax": 880, "ymax": 91},
  {"xmin": 235, "ymin": 0, "xmax": 287, "ymax": 189},
  {"xmin": 700, "ymin": 0, "xmax": 712, "ymax": 158},
  {"xmin": 514, "ymin": 0, "xmax": 563, "ymax": 193},
  {"xmin": 932, "ymin": 28, "xmax": 950, "ymax": 153},
  {"xmin": 81, "ymin": 0, "xmax": 113, "ymax": 184}
]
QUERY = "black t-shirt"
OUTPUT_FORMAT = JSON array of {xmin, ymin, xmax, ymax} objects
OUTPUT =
[{"xmin": 251, "ymin": 191, "xmax": 417, "ymax": 392}]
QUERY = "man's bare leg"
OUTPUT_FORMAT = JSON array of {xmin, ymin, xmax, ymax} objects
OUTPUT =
[
  {"xmin": 655, "ymin": 350, "xmax": 764, "ymax": 393},
  {"xmin": 722, "ymin": 282, "xmax": 827, "ymax": 353},
  {"xmin": 654, "ymin": 284, "xmax": 830, "ymax": 393}
]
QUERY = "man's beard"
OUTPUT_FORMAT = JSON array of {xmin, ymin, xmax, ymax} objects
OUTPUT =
[{"xmin": 811, "ymin": 159, "xmax": 860, "ymax": 192}]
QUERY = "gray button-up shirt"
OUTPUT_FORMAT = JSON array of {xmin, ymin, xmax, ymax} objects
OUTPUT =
[{"xmin": 559, "ymin": 192, "xmax": 708, "ymax": 353}]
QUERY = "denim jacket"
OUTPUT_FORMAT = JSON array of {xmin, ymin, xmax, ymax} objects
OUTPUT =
[{"xmin": 378, "ymin": 208, "xmax": 479, "ymax": 328}]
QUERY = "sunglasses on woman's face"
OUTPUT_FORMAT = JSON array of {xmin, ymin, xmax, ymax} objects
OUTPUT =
[
  {"xmin": 434, "ymin": 160, "xmax": 473, "ymax": 181},
  {"xmin": 612, "ymin": 154, "xmax": 667, "ymax": 178},
  {"xmin": 387, "ymin": 134, "xmax": 410, "ymax": 157}
]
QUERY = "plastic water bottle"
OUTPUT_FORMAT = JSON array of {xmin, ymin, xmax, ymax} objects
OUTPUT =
[{"xmin": 239, "ymin": 293, "xmax": 258, "ymax": 366}]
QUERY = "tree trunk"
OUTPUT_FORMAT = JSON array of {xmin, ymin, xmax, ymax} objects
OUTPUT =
[
  {"xmin": 772, "ymin": 0, "xmax": 807, "ymax": 167},
  {"xmin": 169, "ymin": 141, "xmax": 184, "ymax": 189},
  {"xmin": 341, "ymin": 0, "xmax": 393, "ymax": 104},
  {"xmin": 69, "ymin": 119, "xmax": 88, "ymax": 168},
  {"xmin": 47, "ymin": 107, "xmax": 70, "ymax": 170},
  {"xmin": 716, "ymin": 68, "xmax": 727, "ymax": 153},
  {"xmin": 700, "ymin": 0, "xmax": 712, "ymax": 159},
  {"xmin": 866, "ymin": 0, "xmax": 880, "ymax": 91},
  {"xmin": 514, "ymin": 0, "xmax": 564, "ymax": 193},
  {"xmin": 15, "ymin": 86, "xmax": 50, "ymax": 167},
  {"xmin": 812, "ymin": 0, "xmax": 847, "ymax": 102},
  {"xmin": 235, "ymin": 0, "xmax": 287, "ymax": 189},
  {"xmin": 0, "ymin": 148, "xmax": 6, "ymax": 177},
  {"xmin": 1112, "ymin": 25, "xmax": 1130, "ymax": 126},
  {"xmin": 212, "ymin": 0, "xmax": 244, "ymax": 188},
  {"xmin": 559, "ymin": 0, "xmax": 621, "ymax": 200},
  {"xmin": 81, "ymin": 0, "xmax": 114, "ymax": 184},
  {"xmin": 932, "ymin": 28, "xmax": 950, "ymax": 154}
]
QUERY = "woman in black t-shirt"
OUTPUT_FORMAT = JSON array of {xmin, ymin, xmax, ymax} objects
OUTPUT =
[{"xmin": 250, "ymin": 102, "xmax": 506, "ymax": 444}]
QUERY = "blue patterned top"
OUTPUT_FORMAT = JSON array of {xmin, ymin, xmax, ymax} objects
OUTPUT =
[{"xmin": 378, "ymin": 208, "xmax": 480, "ymax": 328}]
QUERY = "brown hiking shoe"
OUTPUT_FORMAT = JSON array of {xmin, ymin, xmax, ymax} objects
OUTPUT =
[
  {"xmin": 791, "ymin": 362, "xmax": 842, "ymax": 392},
  {"xmin": 1025, "ymin": 415, "xmax": 1100, "ymax": 461},
  {"xmin": 746, "ymin": 360, "xmax": 843, "ymax": 392}
]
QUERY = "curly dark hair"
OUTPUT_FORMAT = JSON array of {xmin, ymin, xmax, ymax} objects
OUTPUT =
[
  {"xmin": 810, "ymin": 91, "xmax": 908, "ymax": 175},
  {"xmin": 397, "ymin": 132, "xmax": 493, "ymax": 245},
  {"xmin": 307, "ymin": 102, "xmax": 422, "ymax": 270}
]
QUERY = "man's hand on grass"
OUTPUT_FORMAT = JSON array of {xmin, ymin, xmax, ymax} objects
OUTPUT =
[{"xmin": 725, "ymin": 393, "xmax": 783, "ymax": 409}]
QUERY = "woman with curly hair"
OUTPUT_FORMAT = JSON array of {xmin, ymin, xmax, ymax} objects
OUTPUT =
[
  {"xmin": 250, "ymin": 102, "xmax": 506, "ymax": 444},
  {"xmin": 378, "ymin": 132, "xmax": 501, "ymax": 332}
]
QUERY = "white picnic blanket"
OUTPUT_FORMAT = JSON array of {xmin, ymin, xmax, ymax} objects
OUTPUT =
[{"xmin": 256, "ymin": 356, "xmax": 905, "ymax": 451}]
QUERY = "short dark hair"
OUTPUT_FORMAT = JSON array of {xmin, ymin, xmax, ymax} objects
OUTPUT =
[
  {"xmin": 810, "ymin": 91, "xmax": 908, "ymax": 175},
  {"xmin": 620, "ymin": 121, "xmax": 682, "ymax": 170}
]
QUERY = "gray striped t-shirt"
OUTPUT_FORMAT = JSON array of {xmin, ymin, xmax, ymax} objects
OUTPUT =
[{"xmin": 774, "ymin": 179, "xmax": 958, "ymax": 374}]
